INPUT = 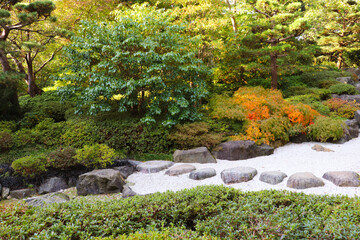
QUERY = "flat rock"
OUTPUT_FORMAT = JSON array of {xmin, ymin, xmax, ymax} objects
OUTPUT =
[
  {"xmin": 77, "ymin": 169, "xmax": 125, "ymax": 196},
  {"xmin": 137, "ymin": 160, "xmax": 174, "ymax": 173},
  {"xmin": 323, "ymin": 171, "xmax": 360, "ymax": 187},
  {"xmin": 1, "ymin": 187, "xmax": 10, "ymax": 199},
  {"xmin": 122, "ymin": 185, "xmax": 137, "ymax": 198},
  {"xmin": 311, "ymin": 144, "xmax": 334, "ymax": 152},
  {"xmin": 213, "ymin": 141, "xmax": 274, "ymax": 160},
  {"xmin": 10, "ymin": 188, "xmax": 35, "ymax": 199},
  {"xmin": 287, "ymin": 172, "xmax": 325, "ymax": 189},
  {"xmin": 165, "ymin": 164, "xmax": 196, "ymax": 176},
  {"xmin": 113, "ymin": 166, "xmax": 135, "ymax": 179},
  {"xmin": 221, "ymin": 167, "xmax": 257, "ymax": 184},
  {"xmin": 173, "ymin": 147, "xmax": 216, "ymax": 164},
  {"xmin": 259, "ymin": 171, "xmax": 287, "ymax": 185},
  {"xmin": 38, "ymin": 177, "xmax": 69, "ymax": 195},
  {"xmin": 189, "ymin": 168, "xmax": 216, "ymax": 180},
  {"xmin": 25, "ymin": 192, "xmax": 70, "ymax": 207}
]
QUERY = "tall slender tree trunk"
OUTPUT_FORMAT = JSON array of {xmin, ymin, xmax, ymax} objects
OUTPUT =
[
  {"xmin": 337, "ymin": 52, "xmax": 343, "ymax": 69},
  {"xmin": 270, "ymin": 52, "xmax": 278, "ymax": 89},
  {"xmin": 25, "ymin": 53, "xmax": 42, "ymax": 97}
]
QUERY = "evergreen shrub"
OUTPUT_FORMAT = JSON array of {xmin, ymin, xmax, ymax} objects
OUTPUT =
[
  {"xmin": 47, "ymin": 147, "xmax": 77, "ymax": 169},
  {"xmin": 306, "ymin": 117, "xmax": 344, "ymax": 142},
  {"xmin": 329, "ymin": 83, "xmax": 357, "ymax": 95},
  {"xmin": 11, "ymin": 154, "xmax": 49, "ymax": 178},
  {"xmin": 74, "ymin": 144, "xmax": 117, "ymax": 169}
]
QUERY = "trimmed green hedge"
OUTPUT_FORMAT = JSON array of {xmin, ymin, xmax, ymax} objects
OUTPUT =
[{"xmin": 2, "ymin": 185, "xmax": 360, "ymax": 239}]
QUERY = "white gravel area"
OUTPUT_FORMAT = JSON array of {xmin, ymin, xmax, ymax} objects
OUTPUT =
[{"xmin": 127, "ymin": 137, "xmax": 360, "ymax": 197}]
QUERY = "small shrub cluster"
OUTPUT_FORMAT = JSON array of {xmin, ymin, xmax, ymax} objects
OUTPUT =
[
  {"xmin": 168, "ymin": 122, "xmax": 223, "ymax": 150},
  {"xmin": 47, "ymin": 147, "xmax": 77, "ymax": 170},
  {"xmin": 324, "ymin": 98, "xmax": 360, "ymax": 119},
  {"xmin": 74, "ymin": 144, "xmax": 118, "ymax": 169},
  {"xmin": 3, "ymin": 185, "xmax": 360, "ymax": 239},
  {"xmin": 306, "ymin": 117, "xmax": 345, "ymax": 142},
  {"xmin": 11, "ymin": 154, "xmax": 48, "ymax": 178},
  {"xmin": 328, "ymin": 83, "xmax": 357, "ymax": 95}
]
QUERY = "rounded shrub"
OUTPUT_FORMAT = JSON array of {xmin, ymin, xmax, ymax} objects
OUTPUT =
[
  {"xmin": 60, "ymin": 119, "xmax": 101, "ymax": 148},
  {"xmin": 11, "ymin": 154, "xmax": 49, "ymax": 178},
  {"xmin": 306, "ymin": 117, "xmax": 344, "ymax": 142},
  {"xmin": 74, "ymin": 144, "xmax": 117, "ymax": 169},
  {"xmin": 329, "ymin": 83, "xmax": 357, "ymax": 95},
  {"xmin": 33, "ymin": 118, "xmax": 66, "ymax": 146},
  {"xmin": 0, "ymin": 130, "xmax": 13, "ymax": 152},
  {"xmin": 47, "ymin": 147, "xmax": 77, "ymax": 169}
]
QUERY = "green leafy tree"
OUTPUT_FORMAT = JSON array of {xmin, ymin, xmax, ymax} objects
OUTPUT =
[
  {"xmin": 316, "ymin": 0, "xmax": 360, "ymax": 69},
  {"xmin": 238, "ymin": 0, "xmax": 311, "ymax": 89},
  {"xmin": 58, "ymin": 3, "xmax": 209, "ymax": 125},
  {"xmin": 0, "ymin": 0, "xmax": 57, "ymax": 119}
]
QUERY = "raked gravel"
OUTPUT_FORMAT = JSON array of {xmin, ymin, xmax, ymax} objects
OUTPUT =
[{"xmin": 127, "ymin": 137, "xmax": 360, "ymax": 197}]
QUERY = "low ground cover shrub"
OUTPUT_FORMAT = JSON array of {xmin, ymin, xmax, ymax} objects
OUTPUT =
[
  {"xmin": 2, "ymin": 185, "xmax": 360, "ymax": 239},
  {"xmin": 329, "ymin": 83, "xmax": 357, "ymax": 95},
  {"xmin": 168, "ymin": 122, "xmax": 223, "ymax": 150}
]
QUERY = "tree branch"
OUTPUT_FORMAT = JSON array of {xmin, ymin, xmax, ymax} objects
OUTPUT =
[{"xmin": 35, "ymin": 46, "xmax": 63, "ymax": 75}]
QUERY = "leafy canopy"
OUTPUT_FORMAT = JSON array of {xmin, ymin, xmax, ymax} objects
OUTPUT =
[{"xmin": 58, "ymin": 3, "xmax": 209, "ymax": 126}]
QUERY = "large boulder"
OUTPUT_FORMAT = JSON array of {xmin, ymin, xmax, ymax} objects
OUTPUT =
[
  {"xmin": 137, "ymin": 160, "xmax": 174, "ymax": 173},
  {"xmin": 38, "ymin": 177, "xmax": 69, "ymax": 195},
  {"xmin": 76, "ymin": 169, "xmax": 126, "ymax": 196},
  {"xmin": 332, "ymin": 94, "xmax": 360, "ymax": 103},
  {"xmin": 259, "ymin": 171, "xmax": 287, "ymax": 185},
  {"xmin": 189, "ymin": 168, "xmax": 216, "ymax": 180},
  {"xmin": 345, "ymin": 119, "xmax": 359, "ymax": 139},
  {"xmin": 355, "ymin": 110, "xmax": 360, "ymax": 126},
  {"xmin": 25, "ymin": 192, "xmax": 70, "ymax": 208},
  {"xmin": 9, "ymin": 188, "xmax": 35, "ymax": 199},
  {"xmin": 221, "ymin": 167, "xmax": 257, "ymax": 184},
  {"xmin": 323, "ymin": 171, "xmax": 360, "ymax": 187},
  {"xmin": 173, "ymin": 147, "xmax": 216, "ymax": 164},
  {"xmin": 287, "ymin": 172, "xmax": 325, "ymax": 189},
  {"xmin": 121, "ymin": 185, "xmax": 137, "ymax": 198},
  {"xmin": 336, "ymin": 77, "xmax": 354, "ymax": 85},
  {"xmin": 113, "ymin": 166, "xmax": 135, "ymax": 179},
  {"xmin": 213, "ymin": 141, "xmax": 274, "ymax": 160},
  {"xmin": 165, "ymin": 164, "xmax": 196, "ymax": 176}
]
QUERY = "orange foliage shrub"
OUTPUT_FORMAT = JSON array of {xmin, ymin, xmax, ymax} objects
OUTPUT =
[{"xmin": 212, "ymin": 87, "xmax": 320, "ymax": 145}]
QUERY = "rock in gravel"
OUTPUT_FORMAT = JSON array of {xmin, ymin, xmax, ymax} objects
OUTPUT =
[
  {"xmin": 137, "ymin": 160, "xmax": 174, "ymax": 173},
  {"xmin": 323, "ymin": 171, "xmax": 360, "ymax": 187},
  {"xmin": 213, "ymin": 141, "xmax": 274, "ymax": 160},
  {"xmin": 38, "ymin": 177, "xmax": 69, "ymax": 195},
  {"xmin": 221, "ymin": 167, "xmax": 257, "ymax": 184},
  {"xmin": 287, "ymin": 172, "xmax": 325, "ymax": 189},
  {"xmin": 259, "ymin": 171, "xmax": 287, "ymax": 185},
  {"xmin": 77, "ymin": 169, "xmax": 126, "ymax": 196},
  {"xmin": 355, "ymin": 110, "xmax": 360, "ymax": 126},
  {"xmin": 173, "ymin": 147, "xmax": 216, "ymax": 164},
  {"xmin": 122, "ymin": 185, "xmax": 137, "ymax": 198},
  {"xmin": 25, "ymin": 192, "xmax": 70, "ymax": 207},
  {"xmin": 1, "ymin": 187, "xmax": 10, "ymax": 199},
  {"xmin": 113, "ymin": 166, "xmax": 135, "ymax": 179},
  {"xmin": 189, "ymin": 168, "xmax": 216, "ymax": 180},
  {"xmin": 165, "ymin": 164, "xmax": 196, "ymax": 176},
  {"xmin": 9, "ymin": 188, "xmax": 36, "ymax": 199},
  {"xmin": 311, "ymin": 144, "xmax": 334, "ymax": 152}
]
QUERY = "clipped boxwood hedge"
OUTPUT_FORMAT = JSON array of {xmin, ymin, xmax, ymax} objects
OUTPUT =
[{"xmin": 2, "ymin": 185, "xmax": 360, "ymax": 239}]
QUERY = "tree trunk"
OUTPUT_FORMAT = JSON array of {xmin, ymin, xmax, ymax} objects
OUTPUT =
[
  {"xmin": 270, "ymin": 52, "xmax": 278, "ymax": 89},
  {"xmin": 26, "ymin": 53, "xmax": 43, "ymax": 97},
  {"xmin": 337, "ymin": 52, "xmax": 343, "ymax": 69}
]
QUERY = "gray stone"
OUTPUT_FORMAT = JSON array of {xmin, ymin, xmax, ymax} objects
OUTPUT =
[
  {"xmin": 189, "ymin": 168, "xmax": 216, "ymax": 180},
  {"xmin": 128, "ymin": 160, "xmax": 143, "ymax": 167},
  {"xmin": 355, "ymin": 110, "xmax": 360, "ymax": 126},
  {"xmin": 10, "ymin": 188, "xmax": 35, "ymax": 199},
  {"xmin": 332, "ymin": 94, "xmax": 360, "ymax": 103},
  {"xmin": 344, "ymin": 68, "xmax": 360, "ymax": 81},
  {"xmin": 213, "ymin": 141, "xmax": 274, "ymax": 161},
  {"xmin": 259, "ymin": 171, "xmax": 287, "ymax": 185},
  {"xmin": 122, "ymin": 185, "xmax": 137, "ymax": 198},
  {"xmin": 25, "ymin": 192, "xmax": 70, "ymax": 207},
  {"xmin": 323, "ymin": 171, "xmax": 360, "ymax": 187},
  {"xmin": 173, "ymin": 147, "xmax": 216, "ymax": 164},
  {"xmin": 311, "ymin": 144, "xmax": 334, "ymax": 152},
  {"xmin": 38, "ymin": 177, "xmax": 69, "ymax": 195},
  {"xmin": 336, "ymin": 77, "xmax": 354, "ymax": 85},
  {"xmin": 165, "ymin": 164, "xmax": 196, "ymax": 176},
  {"xmin": 221, "ymin": 167, "xmax": 257, "ymax": 184},
  {"xmin": 345, "ymin": 119, "xmax": 359, "ymax": 139},
  {"xmin": 76, "ymin": 169, "xmax": 126, "ymax": 196},
  {"xmin": 355, "ymin": 83, "xmax": 360, "ymax": 93},
  {"xmin": 1, "ymin": 187, "xmax": 10, "ymax": 199},
  {"xmin": 287, "ymin": 172, "xmax": 325, "ymax": 189},
  {"xmin": 0, "ymin": 184, "xmax": 2, "ymax": 200},
  {"xmin": 68, "ymin": 176, "xmax": 78, "ymax": 187},
  {"xmin": 113, "ymin": 166, "xmax": 135, "ymax": 179},
  {"xmin": 137, "ymin": 160, "xmax": 174, "ymax": 173}
]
